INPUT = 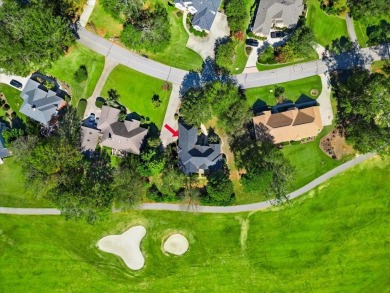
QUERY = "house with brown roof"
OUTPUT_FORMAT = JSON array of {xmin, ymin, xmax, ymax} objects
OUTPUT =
[
  {"xmin": 81, "ymin": 106, "xmax": 148, "ymax": 155},
  {"xmin": 253, "ymin": 106, "xmax": 323, "ymax": 144}
]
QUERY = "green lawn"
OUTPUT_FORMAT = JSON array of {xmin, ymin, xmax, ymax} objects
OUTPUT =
[
  {"xmin": 354, "ymin": 15, "xmax": 390, "ymax": 47},
  {"xmin": 147, "ymin": 6, "xmax": 203, "ymax": 71},
  {"xmin": 245, "ymin": 75, "xmax": 322, "ymax": 107},
  {"xmin": 0, "ymin": 83, "xmax": 25, "ymax": 121},
  {"xmin": 0, "ymin": 157, "xmax": 52, "ymax": 207},
  {"xmin": 87, "ymin": 0, "xmax": 124, "ymax": 39},
  {"xmin": 47, "ymin": 44, "xmax": 105, "ymax": 105},
  {"xmin": 101, "ymin": 65, "xmax": 172, "ymax": 129},
  {"xmin": 0, "ymin": 156, "xmax": 388, "ymax": 291},
  {"xmin": 306, "ymin": 0, "xmax": 349, "ymax": 46},
  {"xmin": 227, "ymin": 41, "xmax": 249, "ymax": 74},
  {"xmin": 282, "ymin": 126, "xmax": 342, "ymax": 191},
  {"xmin": 88, "ymin": 2, "xmax": 203, "ymax": 71}
]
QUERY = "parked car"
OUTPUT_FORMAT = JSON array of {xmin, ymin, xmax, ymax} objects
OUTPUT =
[
  {"xmin": 270, "ymin": 31, "xmax": 285, "ymax": 39},
  {"xmin": 10, "ymin": 79, "xmax": 23, "ymax": 89},
  {"xmin": 245, "ymin": 38, "xmax": 259, "ymax": 47}
]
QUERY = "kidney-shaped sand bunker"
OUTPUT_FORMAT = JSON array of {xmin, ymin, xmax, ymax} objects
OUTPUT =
[{"xmin": 98, "ymin": 226, "xmax": 146, "ymax": 270}]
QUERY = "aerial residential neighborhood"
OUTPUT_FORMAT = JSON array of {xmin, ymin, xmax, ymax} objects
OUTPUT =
[{"xmin": 0, "ymin": 0, "xmax": 389, "ymax": 291}]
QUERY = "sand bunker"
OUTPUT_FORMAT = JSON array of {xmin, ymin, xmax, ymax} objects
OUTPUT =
[
  {"xmin": 163, "ymin": 234, "xmax": 189, "ymax": 256},
  {"xmin": 97, "ymin": 226, "xmax": 146, "ymax": 270}
]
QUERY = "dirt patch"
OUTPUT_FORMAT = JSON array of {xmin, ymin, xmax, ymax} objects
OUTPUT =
[
  {"xmin": 57, "ymin": 80, "xmax": 72, "ymax": 96},
  {"xmin": 320, "ymin": 129, "xmax": 355, "ymax": 159}
]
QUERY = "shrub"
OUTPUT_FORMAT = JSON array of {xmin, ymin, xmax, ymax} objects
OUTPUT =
[
  {"xmin": 95, "ymin": 100, "xmax": 104, "ymax": 108},
  {"xmin": 189, "ymin": 26, "xmax": 207, "ymax": 37},
  {"xmin": 3, "ymin": 104, "xmax": 10, "ymax": 111},
  {"xmin": 274, "ymin": 85, "xmax": 285, "ymax": 98},
  {"xmin": 258, "ymin": 44, "xmax": 275, "ymax": 64},
  {"xmin": 77, "ymin": 99, "xmax": 87, "ymax": 117},
  {"xmin": 152, "ymin": 94, "xmax": 161, "ymax": 108},
  {"xmin": 146, "ymin": 184, "xmax": 165, "ymax": 202},
  {"xmin": 215, "ymin": 38, "xmax": 236, "ymax": 69},
  {"xmin": 74, "ymin": 65, "xmax": 88, "ymax": 82}
]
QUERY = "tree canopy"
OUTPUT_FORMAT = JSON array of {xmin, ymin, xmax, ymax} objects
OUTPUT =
[
  {"xmin": 119, "ymin": 3, "xmax": 171, "ymax": 53},
  {"xmin": 333, "ymin": 69, "xmax": 390, "ymax": 154},
  {"xmin": 347, "ymin": 0, "xmax": 390, "ymax": 20},
  {"xmin": 0, "ymin": 0, "xmax": 75, "ymax": 75}
]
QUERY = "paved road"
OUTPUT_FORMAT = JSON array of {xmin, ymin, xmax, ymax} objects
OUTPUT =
[
  {"xmin": 0, "ymin": 153, "xmax": 375, "ymax": 215},
  {"xmin": 77, "ymin": 28, "xmax": 389, "ymax": 89},
  {"xmin": 77, "ymin": 28, "xmax": 187, "ymax": 85}
]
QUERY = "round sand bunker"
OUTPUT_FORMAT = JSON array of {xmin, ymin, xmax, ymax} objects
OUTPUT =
[{"xmin": 163, "ymin": 234, "xmax": 189, "ymax": 256}]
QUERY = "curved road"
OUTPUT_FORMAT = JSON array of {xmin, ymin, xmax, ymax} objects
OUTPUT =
[
  {"xmin": 78, "ymin": 28, "xmax": 389, "ymax": 88},
  {"xmin": 0, "ymin": 153, "xmax": 375, "ymax": 215}
]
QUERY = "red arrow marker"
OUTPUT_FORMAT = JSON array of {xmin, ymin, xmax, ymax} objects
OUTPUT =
[{"xmin": 164, "ymin": 124, "xmax": 179, "ymax": 137}]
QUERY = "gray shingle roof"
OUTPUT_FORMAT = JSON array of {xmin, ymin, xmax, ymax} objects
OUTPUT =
[
  {"xmin": 0, "ymin": 123, "xmax": 10, "ymax": 158},
  {"xmin": 20, "ymin": 79, "xmax": 64, "ymax": 125},
  {"xmin": 175, "ymin": 0, "xmax": 222, "ymax": 31},
  {"xmin": 81, "ymin": 106, "xmax": 148, "ymax": 155},
  {"xmin": 252, "ymin": 0, "xmax": 304, "ymax": 36},
  {"xmin": 178, "ymin": 122, "xmax": 222, "ymax": 174}
]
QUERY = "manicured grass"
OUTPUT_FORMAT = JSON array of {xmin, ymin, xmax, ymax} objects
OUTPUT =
[
  {"xmin": 47, "ymin": 44, "xmax": 105, "ymax": 105},
  {"xmin": 0, "ymin": 83, "xmax": 25, "ymax": 120},
  {"xmin": 147, "ymin": 7, "xmax": 203, "ymax": 71},
  {"xmin": 354, "ymin": 15, "xmax": 390, "ymax": 47},
  {"xmin": 0, "ymin": 157, "xmax": 52, "ymax": 207},
  {"xmin": 88, "ymin": 2, "xmax": 203, "ymax": 70},
  {"xmin": 306, "ymin": 0, "xmax": 349, "ymax": 46},
  {"xmin": 101, "ymin": 65, "xmax": 172, "ymax": 129},
  {"xmin": 282, "ymin": 126, "xmax": 342, "ymax": 191},
  {"xmin": 87, "ymin": 0, "xmax": 124, "ymax": 38},
  {"xmin": 245, "ymin": 75, "xmax": 322, "ymax": 107},
  {"xmin": 0, "ymin": 156, "xmax": 388, "ymax": 291},
  {"xmin": 228, "ymin": 40, "xmax": 249, "ymax": 74}
]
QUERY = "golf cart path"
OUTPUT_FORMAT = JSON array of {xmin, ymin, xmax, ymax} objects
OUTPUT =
[{"xmin": 0, "ymin": 153, "xmax": 375, "ymax": 215}]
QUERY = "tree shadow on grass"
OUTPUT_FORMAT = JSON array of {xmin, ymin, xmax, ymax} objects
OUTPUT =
[
  {"xmin": 252, "ymin": 99, "xmax": 269, "ymax": 115},
  {"xmin": 179, "ymin": 58, "xmax": 233, "ymax": 97}
]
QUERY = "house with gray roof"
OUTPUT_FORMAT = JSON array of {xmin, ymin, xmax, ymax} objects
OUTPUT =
[
  {"xmin": 178, "ymin": 122, "xmax": 223, "ymax": 175},
  {"xmin": 175, "ymin": 0, "xmax": 222, "ymax": 32},
  {"xmin": 81, "ymin": 106, "xmax": 148, "ymax": 155},
  {"xmin": 252, "ymin": 0, "xmax": 304, "ymax": 37},
  {"xmin": 20, "ymin": 79, "xmax": 65, "ymax": 125},
  {"xmin": 0, "ymin": 123, "xmax": 10, "ymax": 162}
]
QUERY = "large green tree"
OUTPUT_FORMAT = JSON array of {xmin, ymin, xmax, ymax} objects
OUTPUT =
[
  {"xmin": 333, "ymin": 69, "xmax": 390, "ymax": 154},
  {"xmin": 0, "ymin": 0, "xmax": 75, "ymax": 75},
  {"xmin": 205, "ymin": 165, "xmax": 235, "ymax": 205},
  {"xmin": 120, "ymin": 3, "xmax": 171, "ymax": 53},
  {"xmin": 224, "ymin": 0, "xmax": 249, "ymax": 33},
  {"xmin": 347, "ymin": 0, "xmax": 390, "ymax": 19}
]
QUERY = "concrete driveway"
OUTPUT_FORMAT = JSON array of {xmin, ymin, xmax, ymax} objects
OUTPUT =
[
  {"xmin": 186, "ymin": 12, "xmax": 230, "ymax": 60},
  {"xmin": 0, "ymin": 73, "xmax": 29, "ymax": 91}
]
